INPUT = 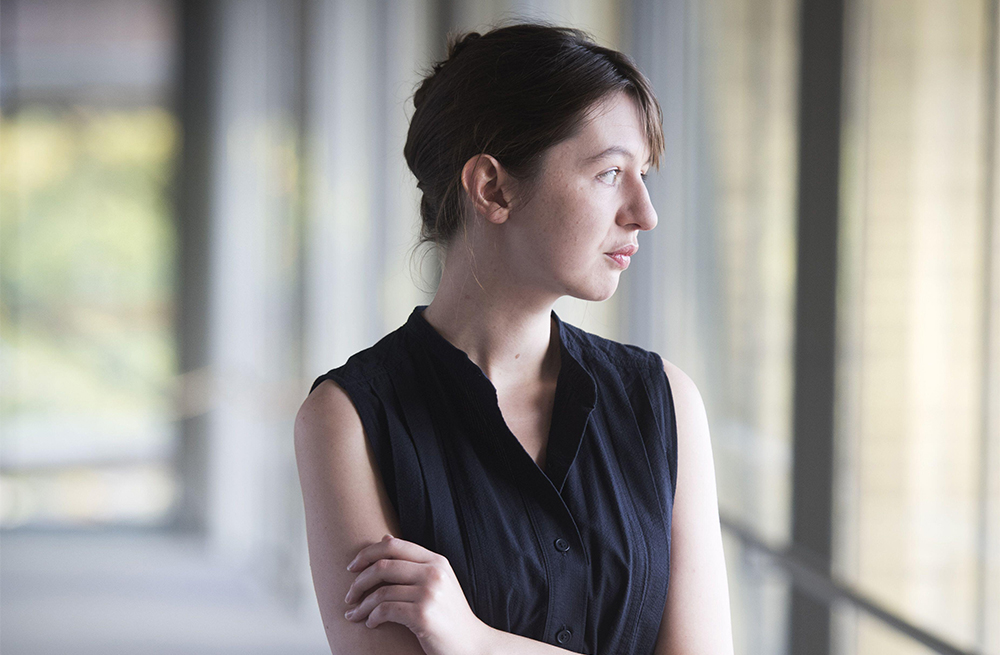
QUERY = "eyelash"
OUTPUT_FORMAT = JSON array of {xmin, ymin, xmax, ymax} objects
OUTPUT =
[{"xmin": 599, "ymin": 168, "xmax": 648, "ymax": 185}]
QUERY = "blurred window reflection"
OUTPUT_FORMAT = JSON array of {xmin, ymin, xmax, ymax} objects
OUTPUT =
[
  {"xmin": 835, "ymin": 0, "xmax": 999, "ymax": 653},
  {"xmin": 0, "ymin": 0, "xmax": 180, "ymax": 528},
  {"xmin": 680, "ymin": 1, "xmax": 800, "ymax": 653},
  {"xmin": 679, "ymin": 0, "xmax": 999, "ymax": 653}
]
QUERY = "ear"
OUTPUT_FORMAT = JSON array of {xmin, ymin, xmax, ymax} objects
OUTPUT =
[{"xmin": 460, "ymin": 154, "xmax": 513, "ymax": 226}]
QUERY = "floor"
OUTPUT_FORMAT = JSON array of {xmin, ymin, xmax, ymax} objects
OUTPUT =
[{"xmin": 0, "ymin": 530, "xmax": 331, "ymax": 655}]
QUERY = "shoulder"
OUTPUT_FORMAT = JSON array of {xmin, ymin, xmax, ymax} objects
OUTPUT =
[
  {"xmin": 300, "ymin": 325, "xmax": 415, "ymax": 481},
  {"xmin": 561, "ymin": 321, "xmax": 663, "ymax": 384},
  {"xmin": 660, "ymin": 358, "xmax": 707, "ymax": 425},
  {"xmin": 295, "ymin": 374, "xmax": 389, "ymax": 509},
  {"xmin": 658, "ymin": 358, "xmax": 710, "ymax": 470},
  {"xmin": 297, "ymin": 376, "xmax": 359, "ymax": 437},
  {"xmin": 558, "ymin": 318, "xmax": 707, "ymax": 410},
  {"xmin": 307, "ymin": 328, "xmax": 405, "ymax": 395},
  {"xmin": 298, "ymin": 327, "xmax": 399, "ymax": 454}
]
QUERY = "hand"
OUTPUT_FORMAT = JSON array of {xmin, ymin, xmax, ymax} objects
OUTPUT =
[{"xmin": 343, "ymin": 534, "xmax": 492, "ymax": 655}]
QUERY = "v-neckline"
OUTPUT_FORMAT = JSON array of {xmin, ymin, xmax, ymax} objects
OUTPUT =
[{"xmin": 405, "ymin": 305, "xmax": 597, "ymax": 491}]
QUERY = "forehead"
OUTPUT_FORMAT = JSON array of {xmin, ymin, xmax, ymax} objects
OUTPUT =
[{"xmin": 557, "ymin": 93, "xmax": 650, "ymax": 164}]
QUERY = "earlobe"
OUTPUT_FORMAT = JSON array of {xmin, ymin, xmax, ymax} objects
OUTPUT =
[{"xmin": 461, "ymin": 153, "xmax": 511, "ymax": 226}]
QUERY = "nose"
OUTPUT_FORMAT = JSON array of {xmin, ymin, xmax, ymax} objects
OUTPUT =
[{"xmin": 618, "ymin": 173, "xmax": 658, "ymax": 231}]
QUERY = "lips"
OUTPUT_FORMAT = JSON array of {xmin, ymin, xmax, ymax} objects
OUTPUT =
[
  {"xmin": 606, "ymin": 244, "xmax": 638, "ymax": 257},
  {"xmin": 605, "ymin": 243, "xmax": 637, "ymax": 270}
]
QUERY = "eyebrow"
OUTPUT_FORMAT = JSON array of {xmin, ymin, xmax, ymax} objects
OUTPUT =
[{"xmin": 582, "ymin": 145, "xmax": 652, "ymax": 166}]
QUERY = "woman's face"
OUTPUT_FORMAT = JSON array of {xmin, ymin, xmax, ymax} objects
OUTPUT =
[{"xmin": 504, "ymin": 91, "xmax": 658, "ymax": 302}]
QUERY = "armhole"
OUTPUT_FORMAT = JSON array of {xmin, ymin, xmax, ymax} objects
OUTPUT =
[{"xmin": 309, "ymin": 370, "xmax": 397, "ymax": 506}]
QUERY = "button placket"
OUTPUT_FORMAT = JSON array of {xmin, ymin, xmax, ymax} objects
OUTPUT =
[
  {"xmin": 501, "ymin": 313, "xmax": 591, "ymax": 651},
  {"xmin": 524, "ymin": 492, "xmax": 587, "ymax": 652}
]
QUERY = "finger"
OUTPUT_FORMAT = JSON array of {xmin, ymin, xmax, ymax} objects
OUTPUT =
[
  {"xmin": 365, "ymin": 600, "xmax": 421, "ymax": 631},
  {"xmin": 345, "ymin": 558, "xmax": 428, "ymax": 605},
  {"xmin": 344, "ymin": 583, "xmax": 425, "ymax": 623},
  {"xmin": 347, "ymin": 534, "xmax": 441, "ymax": 572},
  {"xmin": 347, "ymin": 534, "xmax": 440, "ymax": 572}
]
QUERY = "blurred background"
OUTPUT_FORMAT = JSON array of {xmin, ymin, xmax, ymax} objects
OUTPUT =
[{"xmin": 0, "ymin": 0, "xmax": 997, "ymax": 654}]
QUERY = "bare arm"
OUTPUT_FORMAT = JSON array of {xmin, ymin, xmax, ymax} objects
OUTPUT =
[
  {"xmin": 654, "ymin": 360, "xmax": 734, "ymax": 655},
  {"xmin": 294, "ymin": 379, "xmax": 426, "ymax": 654},
  {"xmin": 479, "ymin": 629, "xmax": 589, "ymax": 654},
  {"xmin": 295, "ymin": 380, "xmax": 578, "ymax": 655}
]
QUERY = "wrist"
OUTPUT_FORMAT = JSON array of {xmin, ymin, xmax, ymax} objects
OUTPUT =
[{"xmin": 475, "ymin": 623, "xmax": 503, "ymax": 655}]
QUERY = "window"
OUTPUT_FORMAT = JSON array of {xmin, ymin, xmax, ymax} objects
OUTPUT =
[{"xmin": 0, "ymin": 0, "xmax": 180, "ymax": 528}]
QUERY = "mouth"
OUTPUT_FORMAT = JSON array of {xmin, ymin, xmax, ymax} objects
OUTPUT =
[
  {"xmin": 605, "ymin": 252, "xmax": 631, "ymax": 269},
  {"xmin": 605, "ymin": 244, "xmax": 637, "ymax": 269}
]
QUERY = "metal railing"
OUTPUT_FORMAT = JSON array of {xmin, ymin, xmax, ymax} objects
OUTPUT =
[{"xmin": 720, "ymin": 515, "xmax": 985, "ymax": 655}]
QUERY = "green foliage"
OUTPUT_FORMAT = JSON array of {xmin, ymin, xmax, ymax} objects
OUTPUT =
[{"xmin": 0, "ymin": 105, "xmax": 178, "ymax": 419}]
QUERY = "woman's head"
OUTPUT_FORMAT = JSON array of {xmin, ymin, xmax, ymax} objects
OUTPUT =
[{"xmin": 404, "ymin": 23, "xmax": 664, "ymax": 254}]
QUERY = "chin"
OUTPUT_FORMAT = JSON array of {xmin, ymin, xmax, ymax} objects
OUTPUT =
[{"xmin": 568, "ymin": 275, "xmax": 620, "ymax": 302}]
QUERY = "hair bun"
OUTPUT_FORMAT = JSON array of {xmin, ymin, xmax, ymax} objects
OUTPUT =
[{"xmin": 447, "ymin": 31, "xmax": 482, "ymax": 60}]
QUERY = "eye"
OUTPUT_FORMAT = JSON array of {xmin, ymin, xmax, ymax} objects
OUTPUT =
[{"xmin": 598, "ymin": 168, "xmax": 622, "ymax": 184}]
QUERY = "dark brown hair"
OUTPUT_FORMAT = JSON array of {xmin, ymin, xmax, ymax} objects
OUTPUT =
[{"xmin": 404, "ymin": 22, "xmax": 665, "ymax": 251}]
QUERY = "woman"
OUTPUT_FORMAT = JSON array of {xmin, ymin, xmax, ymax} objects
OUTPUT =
[{"xmin": 295, "ymin": 23, "xmax": 733, "ymax": 655}]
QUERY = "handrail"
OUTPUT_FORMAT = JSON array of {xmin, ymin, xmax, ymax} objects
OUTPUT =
[{"xmin": 720, "ymin": 515, "xmax": 983, "ymax": 655}]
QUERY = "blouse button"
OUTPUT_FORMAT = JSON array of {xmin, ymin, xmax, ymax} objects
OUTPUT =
[
  {"xmin": 554, "ymin": 538, "xmax": 571, "ymax": 552},
  {"xmin": 556, "ymin": 628, "xmax": 573, "ymax": 644}
]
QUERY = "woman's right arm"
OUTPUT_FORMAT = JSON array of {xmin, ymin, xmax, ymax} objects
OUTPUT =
[
  {"xmin": 295, "ymin": 380, "xmax": 581, "ymax": 655},
  {"xmin": 294, "ymin": 379, "xmax": 427, "ymax": 655}
]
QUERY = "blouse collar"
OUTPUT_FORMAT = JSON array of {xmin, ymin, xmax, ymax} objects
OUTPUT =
[{"xmin": 404, "ymin": 305, "xmax": 597, "ymax": 410}]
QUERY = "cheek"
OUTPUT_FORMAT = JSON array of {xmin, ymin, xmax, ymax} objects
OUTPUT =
[
  {"xmin": 540, "ymin": 212, "xmax": 591, "ymax": 270},
  {"xmin": 560, "ymin": 207, "xmax": 607, "ymax": 265},
  {"xmin": 541, "ymin": 183, "xmax": 600, "ymax": 241},
  {"xmin": 517, "ymin": 177, "xmax": 606, "ymax": 272}
]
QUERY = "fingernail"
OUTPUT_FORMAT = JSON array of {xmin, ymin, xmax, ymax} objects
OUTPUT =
[
  {"xmin": 344, "ymin": 609, "xmax": 354, "ymax": 619},
  {"xmin": 346, "ymin": 559, "xmax": 356, "ymax": 571}
]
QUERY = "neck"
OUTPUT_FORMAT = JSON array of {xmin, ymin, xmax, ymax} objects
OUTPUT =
[{"xmin": 422, "ymin": 244, "xmax": 561, "ymax": 391}]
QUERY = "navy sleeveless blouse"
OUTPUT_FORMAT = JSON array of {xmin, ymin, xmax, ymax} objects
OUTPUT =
[{"xmin": 309, "ymin": 305, "xmax": 678, "ymax": 654}]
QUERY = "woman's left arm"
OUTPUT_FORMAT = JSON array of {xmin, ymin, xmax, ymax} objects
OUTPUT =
[
  {"xmin": 654, "ymin": 360, "xmax": 734, "ymax": 655},
  {"xmin": 343, "ymin": 534, "xmax": 582, "ymax": 655}
]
